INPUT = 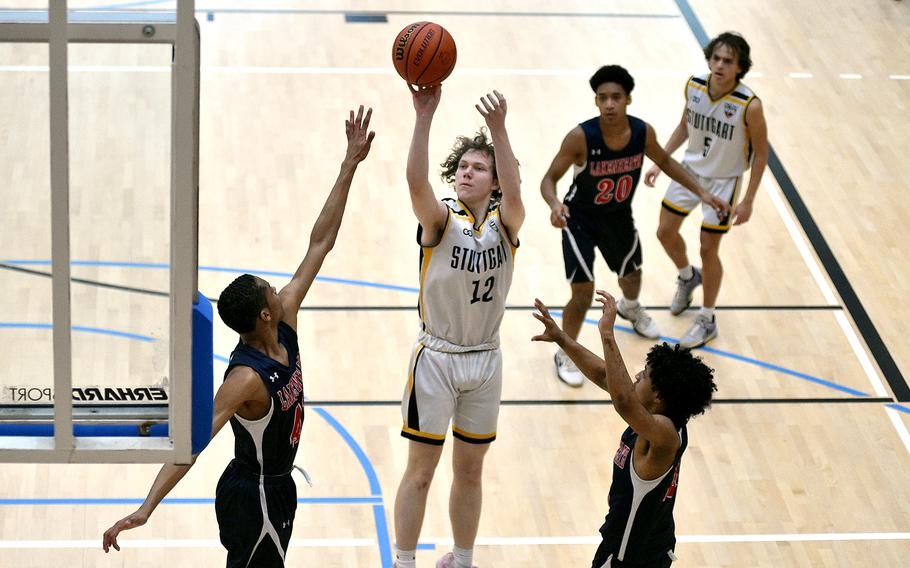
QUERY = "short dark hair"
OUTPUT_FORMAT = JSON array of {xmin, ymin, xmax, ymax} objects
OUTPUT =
[
  {"xmin": 440, "ymin": 127, "xmax": 502, "ymax": 207},
  {"xmin": 217, "ymin": 274, "xmax": 266, "ymax": 334},
  {"xmin": 704, "ymin": 32, "xmax": 752, "ymax": 80},
  {"xmin": 589, "ymin": 65, "xmax": 635, "ymax": 96},
  {"xmin": 646, "ymin": 343, "xmax": 717, "ymax": 429}
]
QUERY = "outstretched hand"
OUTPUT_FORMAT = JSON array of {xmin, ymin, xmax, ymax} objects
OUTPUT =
[
  {"xmin": 531, "ymin": 298, "xmax": 564, "ymax": 343},
  {"xmin": 102, "ymin": 509, "xmax": 149, "ymax": 553},
  {"xmin": 595, "ymin": 290, "xmax": 618, "ymax": 337},
  {"xmin": 344, "ymin": 105, "xmax": 376, "ymax": 163},
  {"xmin": 410, "ymin": 82, "xmax": 441, "ymax": 116},
  {"xmin": 475, "ymin": 90, "xmax": 507, "ymax": 130}
]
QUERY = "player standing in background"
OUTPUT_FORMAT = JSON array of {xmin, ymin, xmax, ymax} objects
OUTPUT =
[
  {"xmin": 541, "ymin": 65, "xmax": 729, "ymax": 387},
  {"xmin": 645, "ymin": 32, "xmax": 769, "ymax": 348}
]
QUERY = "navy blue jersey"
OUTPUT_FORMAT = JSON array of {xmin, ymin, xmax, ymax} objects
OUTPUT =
[
  {"xmin": 599, "ymin": 425, "xmax": 687, "ymax": 564},
  {"xmin": 224, "ymin": 321, "xmax": 304, "ymax": 476},
  {"xmin": 564, "ymin": 116, "xmax": 647, "ymax": 215}
]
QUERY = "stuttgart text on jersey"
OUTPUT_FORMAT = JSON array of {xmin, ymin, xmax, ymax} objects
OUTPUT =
[
  {"xmin": 686, "ymin": 109, "xmax": 736, "ymax": 141},
  {"xmin": 449, "ymin": 241, "xmax": 509, "ymax": 274}
]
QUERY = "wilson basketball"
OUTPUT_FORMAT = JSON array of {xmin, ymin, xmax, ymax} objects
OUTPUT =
[{"xmin": 392, "ymin": 21, "xmax": 457, "ymax": 86}]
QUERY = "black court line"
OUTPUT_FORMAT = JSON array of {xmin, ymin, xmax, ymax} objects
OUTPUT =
[
  {"xmin": 0, "ymin": 262, "xmax": 168, "ymax": 298},
  {"xmin": 0, "ymin": 264, "xmax": 842, "ymax": 313},
  {"xmin": 673, "ymin": 0, "xmax": 910, "ymax": 402},
  {"xmin": 303, "ymin": 398, "xmax": 893, "ymax": 407}
]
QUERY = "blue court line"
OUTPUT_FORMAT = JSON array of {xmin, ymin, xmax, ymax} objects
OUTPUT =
[
  {"xmin": 0, "ymin": 258, "xmax": 898, "ymax": 402},
  {"xmin": 0, "ymin": 322, "xmax": 155, "ymax": 342},
  {"xmin": 2, "ymin": 260, "xmax": 419, "ymax": 294},
  {"xmin": 312, "ymin": 407, "xmax": 392, "ymax": 567},
  {"xmin": 672, "ymin": 0, "xmax": 710, "ymax": 46},
  {"xmin": 887, "ymin": 404, "xmax": 910, "ymax": 415},
  {"xmin": 0, "ymin": 497, "xmax": 382, "ymax": 506},
  {"xmin": 417, "ymin": 543, "xmax": 437, "ymax": 550},
  {"xmin": 85, "ymin": 0, "xmax": 172, "ymax": 10}
]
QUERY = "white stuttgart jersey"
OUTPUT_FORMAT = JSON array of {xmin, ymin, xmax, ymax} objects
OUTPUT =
[
  {"xmin": 417, "ymin": 198, "xmax": 518, "ymax": 352},
  {"xmin": 682, "ymin": 73, "xmax": 757, "ymax": 179}
]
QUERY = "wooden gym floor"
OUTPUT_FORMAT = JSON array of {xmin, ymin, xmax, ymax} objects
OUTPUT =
[{"xmin": 0, "ymin": 0, "xmax": 908, "ymax": 566}]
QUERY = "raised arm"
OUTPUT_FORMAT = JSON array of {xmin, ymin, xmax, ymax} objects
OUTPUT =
[
  {"xmin": 732, "ymin": 98, "xmax": 768, "ymax": 225},
  {"xmin": 540, "ymin": 127, "xmax": 585, "ymax": 229},
  {"xmin": 644, "ymin": 105, "xmax": 689, "ymax": 187},
  {"xmin": 279, "ymin": 106, "xmax": 375, "ymax": 328},
  {"xmin": 531, "ymin": 298, "xmax": 609, "ymax": 388},
  {"xmin": 594, "ymin": 291, "xmax": 679, "ymax": 448},
  {"xmin": 644, "ymin": 123, "xmax": 730, "ymax": 215},
  {"xmin": 407, "ymin": 84, "xmax": 448, "ymax": 244},
  {"xmin": 102, "ymin": 367, "xmax": 263, "ymax": 553},
  {"xmin": 476, "ymin": 90, "xmax": 524, "ymax": 238}
]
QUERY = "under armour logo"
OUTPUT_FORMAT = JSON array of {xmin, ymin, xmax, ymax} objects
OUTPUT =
[
  {"xmin": 269, "ymin": 372, "xmax": 279, "ymax": 383},
  {"xmin": 281, "ymin": 520, "xmax": 290, "ymax": 529},
  {"xmin": 592, "ymin": 149, "xmax": 601, "ymax": 156}
]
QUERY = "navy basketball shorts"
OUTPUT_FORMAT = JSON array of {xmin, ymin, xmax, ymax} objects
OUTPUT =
[
  {"xmin": 562, "ymin": 210, "xmax": 642, "ymax": 282},
  {"xmin": 216, "ymin": 460, "xmax": 297, "ymax": 568}
]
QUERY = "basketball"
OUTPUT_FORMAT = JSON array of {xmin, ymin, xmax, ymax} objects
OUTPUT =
[{"xmin": 392, "ymin": 21, "xmax": 457, "ymax": 86}]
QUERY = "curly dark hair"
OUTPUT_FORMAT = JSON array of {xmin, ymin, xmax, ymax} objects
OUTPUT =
[
  {"xmin": 704, "ymin": 32, "xmax": 752, "ymax": 81},
  {"xmin": 439, "ymin": 128, "xmax": 502, "ymax": 208},
  {"xmin": 217, "ymin": 274, "xmax": 267, "ymax": 334},
  {"xmin": 589, "ymin": 64, "xmax": 635, "ymax": 95},
  {"xmin": 646, "ymin": 343, "xmax": 717, "ymax": 429}
]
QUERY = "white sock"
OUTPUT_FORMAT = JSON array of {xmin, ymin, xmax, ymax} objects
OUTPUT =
[
  {"xmin": 700, "ymin": 306, "xmax": 715, "ymax": 320},
  {"xmin": 621, "ymin": 297, "xmax": 640, "ymax": 309},
  {"xmin": 395, "ymin": 548, "xmax": 416, "ymax": 568},
  {"xmin": 453, "ymin": 546, "xmax": 474, "ymax": 568},
  {"xmin": 678, "ymin": 265, "xmax": 694, "ymax": 280}
]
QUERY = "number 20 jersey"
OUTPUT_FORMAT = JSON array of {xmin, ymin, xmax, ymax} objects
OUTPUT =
[
  {"xmin": 416, "ymin": 198, "xmax": 518, "ymax": 352},
  {"xmin": 682, "ymin": 73, "xmax": 757, "ymax": 179},
  {"xmin": 564, "ymin": 115, "xmax": 646, "ymax": 216}
]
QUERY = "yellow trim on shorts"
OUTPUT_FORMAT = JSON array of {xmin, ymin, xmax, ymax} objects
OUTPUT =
[
  {"xmin": 407, "ymin": 343, "xmax": 425, "ymax": 398},
  {"xmin": 701, "ymin": 176, "xmax": 742, "ymax": 231},
  {"xmin": 452, "ymin": 426, "xmax": 496, "ymax": 440},
  {"xmin": 661, "ymin": 199, "xmax": 691, "ymax": 215},
  {"xmin": 401, "ymin": 425, "xmax": 445, "ymax": 441},
  {"xmin": 418, "ymin": 248, "xmax": 434, "ymax": 324}
]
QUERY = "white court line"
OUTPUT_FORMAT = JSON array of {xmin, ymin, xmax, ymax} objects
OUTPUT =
[
  {"xmin": 433, "ymin": 533, "xmax": 910, "ymax": 546},
  {"xmin": 765, "ymin": 187, "xmax": 837, "ymax": 305},
  {"xmin": 885, "ymin": 407, "xmax": 910, "ymax": 455},
  {"xmin": 3, "ymin": 533, "xmax": 909, "ymax": 549},
  {"xmin": 0, "ymin": 65, "xmax": 905, "ymax": 82},
  {"xmin": 0, "ymin": 538, "xmax": 376, "ymax": 549},
  {"xmin": 765, "ymin": 177, "xmax": 910, "ymax": 448},
  {"xmin": 0, "ymin": 65, "xmax": 666, "ymax": 77}
]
